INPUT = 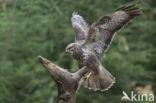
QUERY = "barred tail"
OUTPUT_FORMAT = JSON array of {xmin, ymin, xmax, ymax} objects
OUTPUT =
[{"xmin": 83, "ymin": 63, "xmax": 115, "ymax": 91}]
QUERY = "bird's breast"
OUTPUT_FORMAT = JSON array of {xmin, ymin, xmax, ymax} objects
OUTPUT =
[{"xmin": 72, "ymin": 49, "xmax": 87, "ymax": 65}]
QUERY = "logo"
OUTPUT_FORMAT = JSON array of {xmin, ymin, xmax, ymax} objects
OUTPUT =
[{"xmin": 121, "ymin": 91, "xmax": 154, "ymax": 102}]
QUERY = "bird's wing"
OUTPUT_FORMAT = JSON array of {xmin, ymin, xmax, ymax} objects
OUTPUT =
[
  {"xmin": 71, "ymin": 12, "xmax": 90, "ymax": 42},
  {"xmin": 85, "ymin": 5, "xmax": 142, "ymax": 58}
]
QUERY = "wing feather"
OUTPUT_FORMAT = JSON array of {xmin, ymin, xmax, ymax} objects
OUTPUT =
[
  {"xmin": 85, "ymin": 5, "xmax": 142, "ymax": 58},
  {"xmin": 71, "ymin": 12, "xmax": 89, "ymax": 42}
]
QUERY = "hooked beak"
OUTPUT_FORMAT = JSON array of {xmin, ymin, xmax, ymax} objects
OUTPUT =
[
  {"xmin": 65, "ymin": 49, "xmax": 68, "ymax": 53},
  {"xmin": 66, "ymin": 49, "xmax": 72, "ymax": 55}
]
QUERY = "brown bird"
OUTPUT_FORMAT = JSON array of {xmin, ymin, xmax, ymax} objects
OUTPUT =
[{"xmin": 66, "ymin": 5, "xmax": 142, "ymax": 91}]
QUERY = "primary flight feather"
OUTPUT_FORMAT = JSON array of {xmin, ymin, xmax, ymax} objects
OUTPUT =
[{"xmin": 66, "ymin": 4, "xmax": 142, "ymax": 91}]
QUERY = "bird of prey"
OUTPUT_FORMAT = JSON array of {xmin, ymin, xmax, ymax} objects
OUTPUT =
[{"xmin": 66, "ymin": 5, "xmax": 142, "ymax": 91}]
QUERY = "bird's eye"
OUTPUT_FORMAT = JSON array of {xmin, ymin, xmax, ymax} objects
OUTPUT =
[
  {"xmin": 68, "ymin": 47, "xmax": 72, "ymax": 50},
  {"xmin": 68, "ymin": 46, "xmax": 74, "ymax": 50}
]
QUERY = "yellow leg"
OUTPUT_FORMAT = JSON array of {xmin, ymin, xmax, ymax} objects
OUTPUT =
[{"xmin": 84, "ymin": 72, "xmax": 92, "ymax": 80}]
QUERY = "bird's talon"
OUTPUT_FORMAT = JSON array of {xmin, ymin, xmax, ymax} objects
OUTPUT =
[{"xmin": 84, "ymin": 72, "xmax": 92, "ymax": 80}]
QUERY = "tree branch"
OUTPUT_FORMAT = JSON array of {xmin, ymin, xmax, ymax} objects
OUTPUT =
[{"xmin": 38, "ymin": 56, "xmax": 87, "ymax": 103}]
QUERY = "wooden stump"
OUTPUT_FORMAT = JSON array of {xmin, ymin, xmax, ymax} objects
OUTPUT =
[{"xmin": 38, "ymin": 56, "xmax": 87, "ymax": 103}]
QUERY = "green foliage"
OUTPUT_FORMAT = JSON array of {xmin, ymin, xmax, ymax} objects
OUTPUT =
[{"xmin": 0, "ymin": 0, "xmax": 155, "ymax": 103}]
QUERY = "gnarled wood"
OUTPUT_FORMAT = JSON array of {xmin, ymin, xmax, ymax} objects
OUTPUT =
[{"xmin": 38, "ymin": 56, "xmax": 87, "ymax": 103}]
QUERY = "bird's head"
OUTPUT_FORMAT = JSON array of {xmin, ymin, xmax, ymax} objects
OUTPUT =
[{"xmin": 65, "ymin": 43, "xmax": 78, "ymax": 56}]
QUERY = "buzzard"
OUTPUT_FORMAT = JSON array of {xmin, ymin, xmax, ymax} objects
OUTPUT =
[{"xmin": 66, "ymin": 5, "xmax": 142, "ymax": 91}]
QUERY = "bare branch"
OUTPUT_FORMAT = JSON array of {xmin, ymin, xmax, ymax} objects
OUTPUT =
[{"xmin": 38, "ymin": 56, "xmax": 87, "ymax": 103}]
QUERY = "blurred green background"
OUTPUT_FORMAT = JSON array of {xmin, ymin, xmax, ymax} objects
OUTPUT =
[{"xmin": 0, "ymin": 0, "xmax": 155, "ymax": 103}]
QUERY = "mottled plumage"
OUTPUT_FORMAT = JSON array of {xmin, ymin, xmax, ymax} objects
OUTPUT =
[
  {"xmin": 71, "ymin": 12, "xmax": 89, "ymax": 42},
  {"xmin": 66, "ymin": 5, "xmax": 142, "ymax": 91}
]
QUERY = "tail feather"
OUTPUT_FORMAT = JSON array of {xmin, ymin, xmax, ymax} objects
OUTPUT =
[{"xmin": 83, "ymin": 63, "xmax": 115, "ymax": 91}]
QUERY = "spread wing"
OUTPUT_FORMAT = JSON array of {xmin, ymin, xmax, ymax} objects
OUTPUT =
[
  {"xmin": 85, "ymin": 5, "xmax": 142, "ymax": 58},
  {"xmin": 71, "ymin": 12, "xmax": 89, "ymax": 42}
]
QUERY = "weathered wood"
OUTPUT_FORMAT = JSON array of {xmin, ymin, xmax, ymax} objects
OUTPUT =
[{"xmin": 38, "ymin": 56, "xmax": 87, "ymax": 103}]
